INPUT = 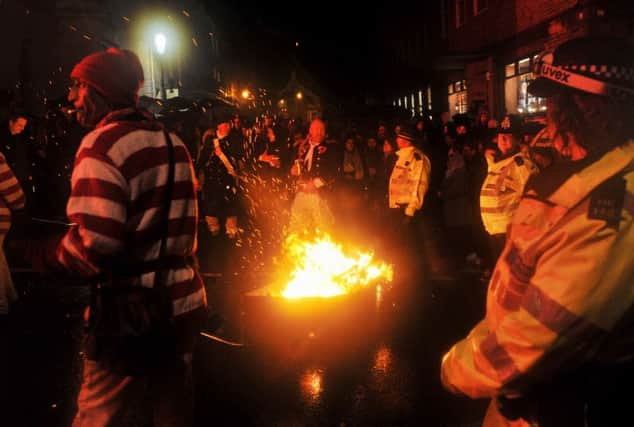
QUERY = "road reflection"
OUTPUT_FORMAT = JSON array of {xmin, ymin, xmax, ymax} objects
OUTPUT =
[{"xmin": 300, "ymin": 368, "xmax": 324, "ymax": 407}]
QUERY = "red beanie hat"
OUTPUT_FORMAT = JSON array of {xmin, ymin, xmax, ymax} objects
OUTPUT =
[{"xmin": 71, "ymin": 48, "xmax": 144, "ymax": 107}]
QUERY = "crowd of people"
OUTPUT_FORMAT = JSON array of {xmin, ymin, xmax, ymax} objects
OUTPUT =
[{"xmin": 0, "ymin": 34, "xmax": 632, "ymax": 426}]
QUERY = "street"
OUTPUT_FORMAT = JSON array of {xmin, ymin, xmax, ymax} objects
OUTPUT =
[{"xmin": 4, "ymin": 260, "xmax": 489, "ymax": 426}]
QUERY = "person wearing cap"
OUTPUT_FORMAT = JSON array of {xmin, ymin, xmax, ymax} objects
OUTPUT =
[
  {"xmin": 23, "ymin": 48, "xmax": 207, "ymax": 426},
  {"xmin": 388, "ymin": 125, "xmax": 431, "ymax": 219},
  {"xmin": 479, "ymin": 114, "xmax": 538, "ymax": 264},
  {"xmin": 442, "ymin": 36, "xmax": 634, "ymax": 426},
  {"xmin": 385, "ymin": 125, "xmax": 431, "ymax": 283}
]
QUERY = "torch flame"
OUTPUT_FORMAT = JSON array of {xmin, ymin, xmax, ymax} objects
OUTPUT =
[{"xmin": 281, "ymin": 233, "xmax": 393, "ymax": 298}]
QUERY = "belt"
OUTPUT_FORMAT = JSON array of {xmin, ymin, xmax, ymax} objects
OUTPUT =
[{"xmin": 88, "ymin": 255, "xmax": 194, "ymax": 286}]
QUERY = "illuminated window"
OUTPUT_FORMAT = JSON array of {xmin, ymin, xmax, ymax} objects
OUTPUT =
[
  {"xmin": 448, "ymin": 80, "xmax": 467, "ymax": 115},
  {"xmin": 411, "ymin": 94, "xmax": 415, "ymax": 109},
  {"xmin": 474, "ymin": 0, "xmax": 488, "ymax": 15},
  {"xmin": 448, "ymin": 84, "xmax": 454, "ymax": 95},
  {"xmin": 505, "ymin": 55, "xmax": 546, "ymax": 114},
  {"xmin": 427, "ymin": 86, "xmax": 432, "ymax": 110},
  {"xmin": 398, "ymin": 98, "xmax": 402, "ymax": 107},
  {"xmin": 404, "ymin": 96, "xmax": 408, "ymax": 108},
  {"xmin": 455, "ymin": 0, "xmax": 466, "ymax": 28},
  {"xmin": 418, "ymin": 90, "xmax": 424, "ymax": 115}
]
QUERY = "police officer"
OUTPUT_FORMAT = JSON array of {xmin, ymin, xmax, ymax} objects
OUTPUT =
[
  {"xmin": 479, "ymin": 114, "xmax": 538, "ymax": 263},
  {"xmin": 441, "ymin": 36, "xmax": 634, "ymax": 426}
]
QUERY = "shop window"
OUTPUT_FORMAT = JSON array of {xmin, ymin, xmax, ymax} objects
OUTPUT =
[
  {"xmin": 504, "ymin": 56, "xmax": 547, "ymax": 114},
  {"xmin": 448, "ymin": 83, "xmax": 467, "ymax": 115}
]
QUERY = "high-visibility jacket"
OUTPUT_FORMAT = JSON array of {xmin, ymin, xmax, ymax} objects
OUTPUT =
[
  {"xmin": 441, "ymin": 141, "xmax": 634, "ymax": 422},
  {"xmin": 388, "ymin": 146, "xmax": 431, "ymax": 217},
  {"xmin": 480, "ymin": 153, "xmax": 538, "ymax": 235}
]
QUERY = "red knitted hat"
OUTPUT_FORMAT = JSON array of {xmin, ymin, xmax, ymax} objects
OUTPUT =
[{"xmin": 71, "ymin": 48, "xmax": 144, "ymax": 107}]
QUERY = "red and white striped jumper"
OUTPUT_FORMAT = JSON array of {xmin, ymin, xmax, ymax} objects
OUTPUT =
[
  {"xmin": 0, "ymin": 152, "xmax": 25, "ymax": 236},
  {"xmin": 56, "ymin": 108, "xmax": 207, "ymax": 324},
  {"xmin": 0, "ymin": 151, "xmax": 25, "ymax": 314}
]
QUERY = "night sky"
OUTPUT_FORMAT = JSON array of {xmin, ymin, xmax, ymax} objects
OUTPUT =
[{"xmin": 206, "ymin": 0, "xmax": 382, "ymax": 99}]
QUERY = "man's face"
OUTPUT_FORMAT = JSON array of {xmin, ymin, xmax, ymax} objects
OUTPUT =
[
  {"xmin": 396, "ymin": 136, "xmax": 411, "ymax": 150},
  {"xmin": 216, "ymin": 122, "xmax": 231, "ymax": 138},
  {"xmin": 9, "ymin": 117, "xmax": 27, "ymax": 135},
  {"xmin": 309, "ymin": 120, "xmax": 326, "ymax": 144},
  {"xmin": 68, "ymin": 79, "xmax": 110, "ymax": 128},
  {"xmin": 497, "ymin": 133, "xmax": 517, "ymax": 155}
]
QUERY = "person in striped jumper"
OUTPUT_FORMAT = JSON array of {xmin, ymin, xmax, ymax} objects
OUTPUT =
[
  {"xmin": 28, "ymin": 48, "xmax": 207, "ymax": 426},
  {"xmin": 0, "ymin": 152, "xmax": 25, "ymax": 317}
]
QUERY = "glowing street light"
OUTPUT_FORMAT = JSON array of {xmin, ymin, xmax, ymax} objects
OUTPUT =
[
  {"xmin": 296, "ymin": 91, "xmax": 303, "ymax": 100},
  {"xmin": 154, "ymin": 32, "xmax": 167, "ymax": 55},
  {"xmin": 241, "ymin": 89, "xmax": 251, "ymax": 100},
  {"xmin": 154, "ymin": 32, "xmax": 167, "ymax": 99}
]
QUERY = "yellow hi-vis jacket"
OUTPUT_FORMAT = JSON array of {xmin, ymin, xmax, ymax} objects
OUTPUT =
[
  {"xmin": 480, "ymin": 153, "xmax": 538, "ymax": 235},
  {"xmin": 388, "ymin": 146, "xmax": 431, "ymax": 217},
  {"xmin": 442, "ymin": 141, "xmax": 634, "ymax": 421}
]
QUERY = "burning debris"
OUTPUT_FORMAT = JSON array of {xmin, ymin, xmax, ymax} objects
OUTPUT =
[{"xmin": 277, "ymin": 232, "xmax": 393, "ymax": 299}]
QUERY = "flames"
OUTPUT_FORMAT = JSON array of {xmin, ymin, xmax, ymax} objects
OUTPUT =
[{"xmin": 280, "ymin": 233, "xmax": 393, "ymax": 299}]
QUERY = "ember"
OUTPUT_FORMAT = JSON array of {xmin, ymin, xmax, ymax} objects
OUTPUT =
[{"xmin": 279, "ymin": 233, "xmax": 393, "ymax": 299}]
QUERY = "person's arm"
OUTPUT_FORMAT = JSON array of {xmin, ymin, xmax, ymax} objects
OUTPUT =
[
  {"xmin": 405, "ymin": 153, "xmax": 430, "ymax": 216},
  {"xmin": 56, "ymin": 149, "xmax": 128, "ymax": 275},
  {"xmin": 441, "ymin": 197, "xmax": 632, "ymax": 398},
  {"xmin": 0, "ymin": 153, "xmax": 25, "ymax": 211}
]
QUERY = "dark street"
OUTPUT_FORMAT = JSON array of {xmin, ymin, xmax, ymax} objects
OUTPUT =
[{"xmin": 3, "ymin": 249, "xmax": 489, "ymax": 427}]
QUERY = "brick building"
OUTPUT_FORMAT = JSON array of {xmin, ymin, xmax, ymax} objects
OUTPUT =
[{"xmin": 438, "ymin": 0, "xmax": 634, "ymax": 119}]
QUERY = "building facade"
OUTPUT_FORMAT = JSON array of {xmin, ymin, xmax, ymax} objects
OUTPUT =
[
  {"xmin": 438, "ymin": 0, "xmax": 634, "ymax": 119},
  {"xmin": 0, "ymin": 0, "xmax": 224, "ymax": 115}
]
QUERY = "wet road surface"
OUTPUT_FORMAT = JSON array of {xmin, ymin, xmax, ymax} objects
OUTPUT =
[{"xmin": 4, "ymin": 268, "xmax": 489, "ymax": 426}]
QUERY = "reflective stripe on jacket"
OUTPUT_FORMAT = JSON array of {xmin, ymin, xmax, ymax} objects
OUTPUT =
[
  {"xmin": 388, "ymin": 146, "xmax": 431, "ymax": 216},
  {"xmin": 480, "ymin": 154, "xmax": 537, "ymax": 235},
  {"xmin": 442, "ymin": 141, "xmax": 634, "ymax": 403}
]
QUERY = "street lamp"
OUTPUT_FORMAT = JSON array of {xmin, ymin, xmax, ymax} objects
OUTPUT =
[{"xmin": 154, "ymin": 32, "xmax": 167, "ymax": 99}]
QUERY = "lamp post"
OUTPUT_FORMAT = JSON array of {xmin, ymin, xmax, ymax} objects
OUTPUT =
[{"xmin": 154, "ymin": 32, "xmax": 167, "ymax": 100}]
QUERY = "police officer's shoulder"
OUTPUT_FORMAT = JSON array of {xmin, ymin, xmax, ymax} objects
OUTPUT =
[{"xmin": 525, "ymin": 159, "xmax": 593, "ymax": 200}]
